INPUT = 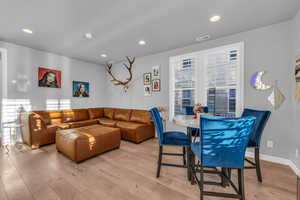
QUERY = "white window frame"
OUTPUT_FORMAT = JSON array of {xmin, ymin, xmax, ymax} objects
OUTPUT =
[{"xmin": 169, "ymin": 42, "xmax": 244, "ymax": 119}]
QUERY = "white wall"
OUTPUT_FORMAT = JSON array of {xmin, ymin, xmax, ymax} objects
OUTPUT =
[
  {"xmin": 0, "ymin": 41, "xmax": 106, "ymax": 111},
  {"xmin": 105, "ymin": 21, "xmax": 294, "ymax": 159}
]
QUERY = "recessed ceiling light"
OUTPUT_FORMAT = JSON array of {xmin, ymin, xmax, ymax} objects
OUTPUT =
[
  {"xmin": 85, "ymin": 33, "xmax": 93, "ymax": 39},
  {"xmin": 210, "ymin": 15, "xmax": 221, "ymax": 22},
  {"xmin": 101, "ymin": 54, "xmax": 107, "ymax": 58},
  {"xmin": 22, "ymin": 28, "xmax": 33, "ymax": 34},
  {"xmin": 138, "ymin": 40, "xmax": 146, "ymax": 45}
]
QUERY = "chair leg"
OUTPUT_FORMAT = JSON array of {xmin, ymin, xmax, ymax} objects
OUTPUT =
[
  {"xmin": 182, "ymin": 147, "xmax": 186, "ymax": 166},
  {"xmin": 238, "ymin": 169, "xmax": 245, "ymax": 200},
  {"xmin": 200, "ymin": 166, "xmax": 204, "ymax": 200},
  {"xmin": 156, "ymin": 146, "xmax": 163, "ymax": 178},
  {"xmin": 255, "ymin": 147, "xmax": 262, "ymax": 182}
]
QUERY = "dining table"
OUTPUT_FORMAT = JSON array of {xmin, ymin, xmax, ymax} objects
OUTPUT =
[{"xmin": 171, "ymin": 113, "xmax": 207, "ymax": 182}]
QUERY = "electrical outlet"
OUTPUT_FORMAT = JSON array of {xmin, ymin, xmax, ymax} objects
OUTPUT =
[
  {"xmin": 296, "ymin": 149, "xmax": 299, "ymax": 158},
  {"xmin": 267, "ymin": 140, "xmax": 274, "ymax": 148}
]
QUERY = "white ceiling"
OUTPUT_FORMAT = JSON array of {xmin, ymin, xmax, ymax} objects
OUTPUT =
[{"xmin": 0, "ymin": 0, "xmax": 299, "ymax": 65}]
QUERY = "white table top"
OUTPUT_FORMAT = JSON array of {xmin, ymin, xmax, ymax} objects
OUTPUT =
[{"xmin": 171, "ymin": 113, "xmax": 212, "ymax": 128}]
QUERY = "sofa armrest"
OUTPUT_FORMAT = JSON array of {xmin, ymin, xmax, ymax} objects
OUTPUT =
[{"xmin": 23, "ymin": 112, "xmax": 47, "ymax": 149}]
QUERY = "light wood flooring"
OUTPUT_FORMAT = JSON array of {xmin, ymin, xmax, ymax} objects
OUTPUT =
[{"xmin": 0, "ymin": 139, "xmax": 297, "ymax": 200}]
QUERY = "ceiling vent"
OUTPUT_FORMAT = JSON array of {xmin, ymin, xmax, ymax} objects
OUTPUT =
[{"xmin": 196, "ymin": 34, "xmax": 211, "ymax": 42}]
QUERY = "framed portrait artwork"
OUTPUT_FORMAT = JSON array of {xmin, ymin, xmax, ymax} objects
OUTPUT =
[
  {"xmin": 152, "ymin": 79, "xmax": 161, "ymax": 92},
  {"xmin": 73, "ymin": 81, "xmax": 90, "ymax": 97},
  {"xmin": 295, "ymin": 53, "xmax": 300, "ymax": 100},
  {"xmin": 152, "ymin": 65, "xmax": 160, "ymax": 78},
  {"xmin": 143, "ymin": 73, "xmax": 151, "ymax": 85},
  {"xmin": 144, "ymin": 85, "xmax": 151, "ymax": 96},
  {"xmin": 38, "ymin": 67, "xmax": 61, "ymax": 88}
]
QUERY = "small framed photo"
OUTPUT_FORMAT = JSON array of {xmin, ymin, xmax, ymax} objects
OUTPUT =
[
  {"xmin": 143, "ymin": 73, "xmax": 152, "ymax": 85},
  {"xmin": 152, "ymin": 79, "xmax": 161, "ymax": 92},
  {"xmin": 152, "ymin": 65, "xmax": 160, "ymax": 78},
  {"xmin": 144, "ymin": 85, "xmax": 152, "ymax": 96}
]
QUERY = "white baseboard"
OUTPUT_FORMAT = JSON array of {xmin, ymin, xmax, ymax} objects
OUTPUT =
[{"xmin": 246, "ymin": 151, "xmax": 300, "ymax": 177}]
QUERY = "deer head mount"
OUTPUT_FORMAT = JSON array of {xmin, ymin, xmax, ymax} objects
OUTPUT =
[{"xmin": 105, "ymin": 56, "xmax": 135, "ymax": 92}]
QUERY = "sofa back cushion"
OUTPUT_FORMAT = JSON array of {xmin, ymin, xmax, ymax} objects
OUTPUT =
[
  {"xmin": 88, "ymin": 108, "xmax": 104, "ymax": 119},
  {"xmin": 114, "ymin": 109, "xmax": 132, "ymax": 121},
  {"xmin": 63, "ymin": 109, "xmax": 89, "ymax": 122},
  {"xmin": 130, "ymin": 109, "xmax": 152, "ymax": 124},
  {"xmin": 34, "ymin": 110, "xmax": 63, "ymax": 125},
  {"xmin": 103, "ymin": 108, "xmax": 115, "ymax": 119}
]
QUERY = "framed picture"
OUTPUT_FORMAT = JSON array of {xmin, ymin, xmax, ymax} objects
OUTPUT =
[
  {"xmin": 38, "ymin": 67, "xmax": 61, "ymax": 88},
  {"xmin": 143, "ymin": 73, "xmax": 151, "ymax": 85},
  {"xmin": 144, "ymin": 85, "xmax": 151, "ymax": 96},
  {"xmin": 295, "ymin": 54, "xmax": 300, "ymax": 82},
  {"xmin": 73, "ymin": 81, "xmax": 90, "ymax": 97},
  {"xmin": 152, "ymin": 65, "xmax": 160, "ymax": 78},
  {"xmin": 295, "ymin": 53, "xmax": 300, "ymax": 100},
  {"xmin": 152, "ymin": 79, "xmax": 161, "ymax": 92}
]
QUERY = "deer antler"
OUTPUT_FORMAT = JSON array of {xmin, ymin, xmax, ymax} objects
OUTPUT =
[{"xmin": 105, "ymin": 56, "xmax": 135, "ymax": 88}]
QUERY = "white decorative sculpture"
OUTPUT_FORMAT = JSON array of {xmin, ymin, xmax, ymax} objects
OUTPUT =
[
  {"xmin": 268, "ymin": 81, "xmax": 285, "ymax": 110},
  {"xmin": 250, "ymin": 71, "xmax": 272, "ymax": 90}
]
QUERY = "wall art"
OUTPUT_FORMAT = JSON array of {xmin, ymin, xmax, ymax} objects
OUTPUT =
[
  {"xmin": 144, "ymin": 85, "xmax": 151, "ymax": 96},
  {"xmin": 143, "ymin": 73, "xmax": 151, "ymax": 85},
  {"xmin": 152, "ymin": 79, "xmax": 160, "ymax": 92},
  {"xmin": 105, "ymin": 56, "xmax": 135, "ymax": 92},
  {"xmin": 152, "ymin": 65, "xmax": 160, "ymax": 78},
  {"xmin": 295, "ymin": 53, "xmax": 300, "ymax": 100},
  {"xmin": 250, "ymin": 71, "xmax": 272, "ymax": 90},
  {"xmin": 268, "ymin": 81, "xmax": 285, "ymax": 110},
  {"xmin": 38, "ymin": 67, "xmax": 61, "ymax": 88},
  {"xmin": 73, "ymin": 81, "xmax": 89, "ymax": 97}
]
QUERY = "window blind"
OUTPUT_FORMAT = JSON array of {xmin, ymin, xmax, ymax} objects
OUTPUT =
[{"xmin": 171, "ymin": 57, "xmax": 196, "ymax": 116}]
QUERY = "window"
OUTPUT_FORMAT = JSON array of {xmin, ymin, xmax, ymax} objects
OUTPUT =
[
  {"xmin": 46, "ymin": 99, "xmax": 71, "ymax": 110},
  {"xmin": 1, "ymin": 99, "xmax": 31, "ymax": 144},
  {"xmin": 169, "ymin": 42, "xmax": 244, "ymax": 119}
]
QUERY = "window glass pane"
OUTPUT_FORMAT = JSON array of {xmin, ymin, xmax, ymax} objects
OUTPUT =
[
  {"xmin": 205, "ymin": 48, "xmax": 239, "ymax": 117},
  {"xmin": 174, "ymin": 58, "xmax": 195, "ymax": 116}
]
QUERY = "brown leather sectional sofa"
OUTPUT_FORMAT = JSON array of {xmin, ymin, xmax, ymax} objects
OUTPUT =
[{"xmin": 22, "ymin": 108, "xmax": 155, "ymax": 149}]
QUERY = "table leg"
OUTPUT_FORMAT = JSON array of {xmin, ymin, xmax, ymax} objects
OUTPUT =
[{"xmin": 187, "ymin": 127, "xmax": 192, "ymax": 181}]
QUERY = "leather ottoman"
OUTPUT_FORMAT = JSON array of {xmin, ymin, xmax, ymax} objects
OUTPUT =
[{"xmin": 56, "ymin": 124, "xmax": 121, "ymax": 162}]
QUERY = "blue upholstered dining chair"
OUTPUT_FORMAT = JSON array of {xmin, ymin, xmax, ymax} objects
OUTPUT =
[
  {"xmin": 242, "ymin": 108, "xmax": 271, "ymax": 182},
  {"xmin": 191, "ymin": 115, "xmax": 256, "ymax": 200},
  {"xmin": 150, "ymin": 107, "xmax": 191, "ymax": 178}
]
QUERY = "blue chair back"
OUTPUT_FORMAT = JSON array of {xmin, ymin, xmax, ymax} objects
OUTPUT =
[
  {"xmin": 242, "ymin": 108, "xmax": 271, "ymax": 147},
  {"xmin": 185, "ymin": 106, "xmax": 194, "ymax": 115},
  {"xmin": 202, "ymin": 106, "xmax": 208, "ymax": 113},
  {"xmin": 150, "ymin": 108, "xmax": 164, "ymax": 145},
  {"xmin": 199, "ymin": 115, "xmax": 256, "ymax": 169}
]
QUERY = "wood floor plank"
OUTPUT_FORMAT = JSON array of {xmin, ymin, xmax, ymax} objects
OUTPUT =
[{"xmin": 0, "ymin": 139, "xmax": 296, "ymax": 200}]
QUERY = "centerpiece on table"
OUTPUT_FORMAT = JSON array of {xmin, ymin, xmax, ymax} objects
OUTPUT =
[{"xmin": 193, "ymin": 103, "xmax": 203, "ymax": 119}]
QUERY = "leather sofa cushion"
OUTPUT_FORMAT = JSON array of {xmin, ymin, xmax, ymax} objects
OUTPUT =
[
  {"xmin": 68, "ymin": 119, "xmax": 99, "ymax": 128},
  {"xmin": 34, "ymin": 111, "xmax": 63, "ymax": 125},
  {"xmin": 48, "ymin": 123, "xmax": 71, "ymax": 130},
  {"xmin": 98, "ymin": 118, "xmax": 118, "ymax": 127},
  {"xmin": 88, "ymin": 108, "xmax": 104, "ymax": 119},
  {"xmin": 63, "ymin": 109, "xmax": 89, "ymax": 122},
  {"xmin": 116, "ymin": 121, "xmax": 154, "ymax": 143},
  {"xmin": 103, "ymin": 108, "xmax": 114, "ymax": 119},
  {"xmin": 114, "ymin": 109, "xmax": 132, "ymax": 121},
  {"xmin": 116, "ymin": 121, "xmax": 148, "ymax": 130},
  {"xmin": 130, "ymin": 110, "xmax": 152, "ymax": 124}
]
